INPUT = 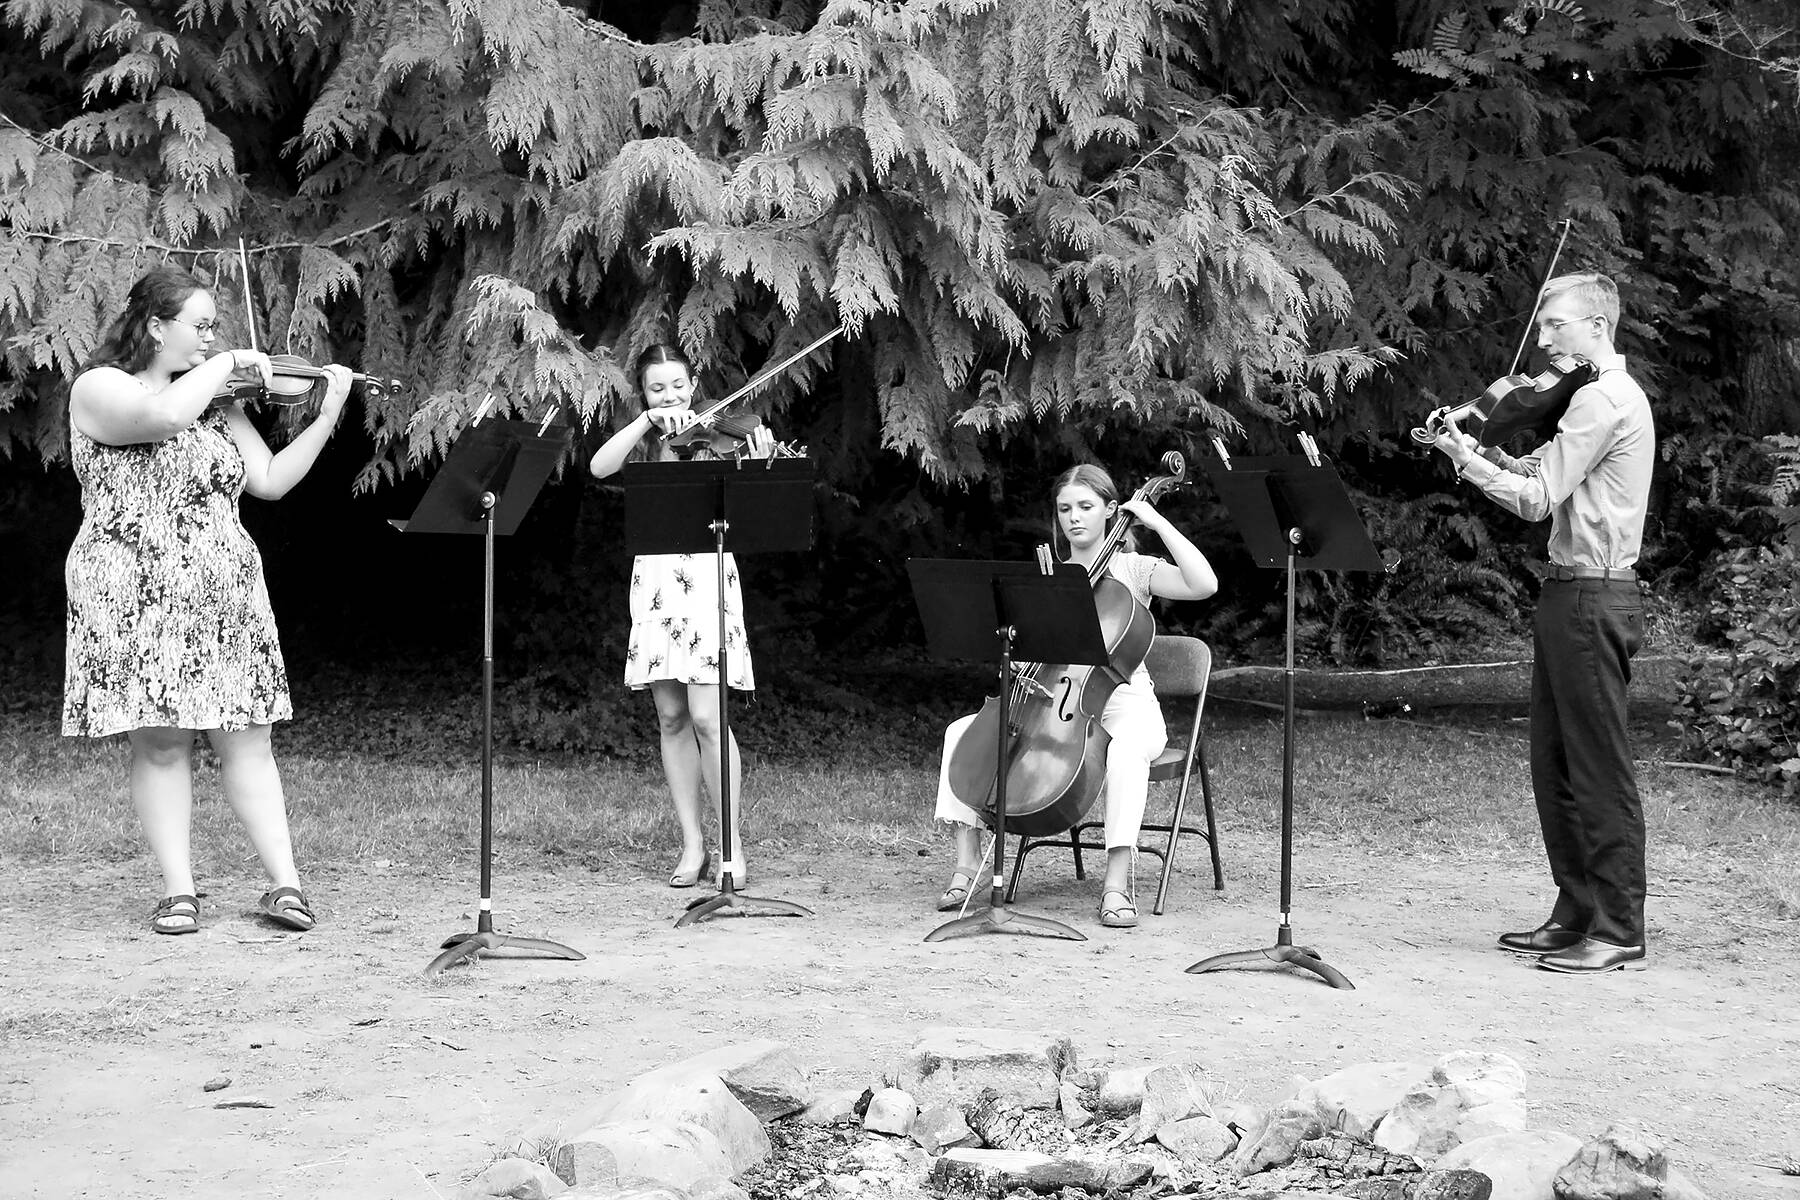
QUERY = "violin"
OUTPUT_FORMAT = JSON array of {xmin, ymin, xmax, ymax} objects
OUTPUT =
[
  {"xmin": 1410, "ymin": 217, "xmax": 1592, "ymax": 450},
  {"xmin": 657, "ymin": 324, "xmax": 844, "ymax": 455},
  {"xmin": 216, "ymin": 353, "xmax": 402, "ymax": 408},
  {"xmin": 945, "ymin": 452, "xmax": 1188, "ymax": 837},
  {"xmin": 1408, "ymin": 355, "xmax": 1595, "ymax": 449},
  {"xmin": 666, "ymin": 411, "xmax": 807, "ymax": 462},
  {"xmin": 212, "ymin": 239, "xmax": 401, "ymax": 410}
]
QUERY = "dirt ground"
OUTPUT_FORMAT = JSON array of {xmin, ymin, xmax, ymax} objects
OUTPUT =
[{"xmin": 3, "ymin": 809, "xmax": 1798, "ymax": 1200}]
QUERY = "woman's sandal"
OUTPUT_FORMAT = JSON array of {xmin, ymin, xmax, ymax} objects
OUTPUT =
[
  {"xmin": 669, "ymin": 849, "xmax": 713, "ymax": 889},
  {"xmin": 257, "ymin": 886, "xmax": 317, "ymax": 931},
  {"xmin": 937, "ymin": 864, "xmax": 990, "ymax": 912},
  {"xmin": 150, "ymin": 894, "xmax": 200, "ymax": 935},
  {"xmin": 1099, "ymin": 888, "xmax": 1140, "ymax": 929}
]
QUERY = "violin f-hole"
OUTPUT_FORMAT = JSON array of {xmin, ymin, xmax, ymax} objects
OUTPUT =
[{"xmin": 1055, "ymin": 675, "xmax": 1078, "ymax": 723}]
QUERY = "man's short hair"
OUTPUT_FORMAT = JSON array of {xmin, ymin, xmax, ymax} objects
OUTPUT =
[{"xmin": 1542, "ymin": 272, "xmax": 1620, "ymax": 330}]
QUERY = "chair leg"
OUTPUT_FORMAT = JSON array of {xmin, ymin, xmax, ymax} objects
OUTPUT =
[
  {"xmin": 1070, "ymin": 825, "xmax": 1087, "ymax": 881},
  {"xmin": 1004, "ymin": 834, "xmax": 1029, "ymax": 903},
  {"xmin": 1197, "ymin": 738, "xmax": 1223, "ymax": 890},
  {"xmin": 1155, "ymin": 772, "xmax": 1192, "ymax": 917}
]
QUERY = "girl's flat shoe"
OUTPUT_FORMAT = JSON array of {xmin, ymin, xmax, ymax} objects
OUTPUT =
[{"xmin": 669, "ymin": 849, "xmax": 713, "ymax": 889}]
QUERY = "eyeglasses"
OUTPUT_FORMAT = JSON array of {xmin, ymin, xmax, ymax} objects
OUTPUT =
[
  {"xmin": 1539, "ymin": 314, "xmax": 1604, "ymax": 331},
  {"xmin": 165, "ymin": 317, "xmax": 219, "ymax": 337}
]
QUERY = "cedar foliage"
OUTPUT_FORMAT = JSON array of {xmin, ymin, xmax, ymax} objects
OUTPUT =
[
  {"xmin": 3, "ymin": 0, "xmax": 1798, "ymax": 650},
  {"xmin": 0, "ymin": 0, "xmax": 1404, "ymax": 484}
]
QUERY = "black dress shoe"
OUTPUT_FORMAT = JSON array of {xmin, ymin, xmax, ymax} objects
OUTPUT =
[
  {"xmin": 1537, "ymin": 937, "xmax": 1646, "ymax": 974},
  {"xmin": 1496, "ymin": 921, "xmax": 1583, "ymax": 954}
]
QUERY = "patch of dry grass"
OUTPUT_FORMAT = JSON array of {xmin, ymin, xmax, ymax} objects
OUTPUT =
[{"xmin": 4, "ymin": 703, "xmax": 1795, "ymax": 923}]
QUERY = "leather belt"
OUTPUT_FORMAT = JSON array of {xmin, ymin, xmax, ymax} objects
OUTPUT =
[{"xmin": 1546, "ymin": 564, "xmax": 1637, "ymax": 583}]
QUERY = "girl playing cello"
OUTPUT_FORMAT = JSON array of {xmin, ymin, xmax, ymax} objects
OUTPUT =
[{"xmin": 932, "ymin": 464, "xmax": 1219, "ymax": 927}]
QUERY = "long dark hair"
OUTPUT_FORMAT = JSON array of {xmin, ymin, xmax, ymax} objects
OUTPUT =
[
  {"xmin": 1050, "ymin": 463, "xmax": 1135, "ymax": 559},
  {"xmin": 84, "ymin": 266, "xmax": 207, "ymax": 375}
]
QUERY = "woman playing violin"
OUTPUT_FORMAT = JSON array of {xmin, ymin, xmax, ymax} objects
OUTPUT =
[
  {"xmin": 63, "ymin": 265, "xmax": 352, "ymax": 936},
  {"xmin": 588, "ymin": 343, "xmax": 778, "ymax": 891},
  {"xmin": 932, "ymin": 464, "xmax": 1219, "ymax": 928}
]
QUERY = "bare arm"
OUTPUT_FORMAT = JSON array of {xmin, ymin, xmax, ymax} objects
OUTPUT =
[
  {"xmin": 70, "ymin": 352, "xmax": 270, "ymax": 445},
  {"xmin": 1119, "ymin": 499, "xmax": 1219, "ymax": 601},
  {"xmin": 225, "ymin": 365, "xmax": 352, "ymax": 500},
  {"xmin": 590, "ymin": 408, "xmax": 701, "ymax": 478}
]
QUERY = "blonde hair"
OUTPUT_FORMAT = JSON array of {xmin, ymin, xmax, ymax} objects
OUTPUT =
[{"xmin": 1541, "ymin": 272, "xmax": 1620, "ymax": 330}]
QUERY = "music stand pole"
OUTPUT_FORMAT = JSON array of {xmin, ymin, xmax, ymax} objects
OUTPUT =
[
  {"xmin": 1187, "ymin": 452, "xmax": 1379, "ymax": 989},
  {"xmin": 621, "ymin": 457, "xmax": 814, "ymax": 926},
  {"xmin": 925, "ymin": 617, "xmax": 1084, "ymax": 943},
  {"xmin": 401, "ymin": 411, "xmax": 585, "ymax": 976},
  {"xmin": 1186, "ymin": 533, "xmax": 1351, "ymax": 987},
  {"xmin": 907, "ymin": 560, "xmax": 1107, "ymax": 943},
  {"xmin": 677, "ymin": 490, "xmax": 812, "ymax": 926}
]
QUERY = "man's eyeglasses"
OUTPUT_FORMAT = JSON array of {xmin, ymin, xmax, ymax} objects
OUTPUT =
[
  {"xmin": 166, "ymin": 317, "xmax": 219, "ymax": 337},
  {"xmin": 1539, "ymin": 314, "xmax": 1604, "ymax": 332}
]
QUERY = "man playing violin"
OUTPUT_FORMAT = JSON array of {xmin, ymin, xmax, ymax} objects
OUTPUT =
[{"xmin": 1430, "ymin": 272, "xmax": 1655, "ymax": 975}]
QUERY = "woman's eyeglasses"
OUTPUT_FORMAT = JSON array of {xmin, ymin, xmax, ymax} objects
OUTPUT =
[{"xmin": 165, "ymin": 317, "xmax": 219, "ymax": 337}]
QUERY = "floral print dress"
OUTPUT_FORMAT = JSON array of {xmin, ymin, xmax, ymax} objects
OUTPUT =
[
  {"xmin": 63, "ymin": 408, "xmax": 292, "ymax": 736},
  {"xmin": 624, "ymin": 553, "xmax": 754, "ymax": 691}
]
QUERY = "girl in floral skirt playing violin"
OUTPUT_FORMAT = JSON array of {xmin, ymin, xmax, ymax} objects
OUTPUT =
[{"xmin": 589, "ymin": 343, "xmax": 778, "ymax": 891}]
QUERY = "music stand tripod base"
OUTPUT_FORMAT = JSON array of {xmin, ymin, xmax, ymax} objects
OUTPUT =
[
  {"xmin": 428, "ymin": 917, "xmax": 587, "ymax": 976},
  {"xmin": 1186, "ymin": 922, "xmax": 1353, "ymax": 989},
  {"xmin": 676, "ymin": 876, "xmax": 814, "ymax": 927},
  {"xmin": 925, "ymin": 883, "xmax": 1086, "ymax": 943}
]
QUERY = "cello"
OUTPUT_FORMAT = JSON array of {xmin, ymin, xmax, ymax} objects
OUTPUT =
[{"xmin": 946, "ymin": 453, "xmax": 1187, "ymax": 838}]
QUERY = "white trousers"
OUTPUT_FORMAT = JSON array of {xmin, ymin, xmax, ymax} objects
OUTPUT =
[{"xmin": 934, "ymin": 676, "xmax": 1167, "ymax": 850}]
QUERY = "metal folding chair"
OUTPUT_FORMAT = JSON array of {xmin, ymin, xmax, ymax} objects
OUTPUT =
[{"xmin": 1005, "ymin": 634, "xmax": 1224, "ymax": 915}]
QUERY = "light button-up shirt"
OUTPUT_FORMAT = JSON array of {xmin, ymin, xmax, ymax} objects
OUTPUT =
[{"xmin": 1458, "ymin": 352, "xmax": 1654, "ymax": 570}]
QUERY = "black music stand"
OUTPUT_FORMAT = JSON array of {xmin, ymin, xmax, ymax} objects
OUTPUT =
[
  {"xmin": 621, "ymin": 457, "xmax": 815, "ymax": 926},
  {"xmin": 1186, "ymin": 454, "xmax": 1382, "ymax": 989},
  {"xmin": 908, "ymin": 559, "xmax": 1111, "ymax": 943},
  {"xmin": 395, "ymin": 410, "xmax": 587, "ymax": 976}
]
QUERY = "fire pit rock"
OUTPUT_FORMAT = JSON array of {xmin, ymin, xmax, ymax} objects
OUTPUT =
[{"xmin": 458, "ymin": 1031, "xmax": 1710, "ymax": 1200}]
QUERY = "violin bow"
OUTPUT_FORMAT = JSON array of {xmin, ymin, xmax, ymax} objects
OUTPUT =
[
  {"xmin": 660, "ymin": 323, "xmax": 847, "ymax": 443},
  {"xmin": 237, "ymin": 237, "xmax": 260, "ymax": 356},
  {"xmin": 1506, "ymin": 218, "xmax": 1574, "ymax": 375}
]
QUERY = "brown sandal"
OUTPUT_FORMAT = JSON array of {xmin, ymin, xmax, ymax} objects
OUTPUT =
[
  {"xmin": 257, "ymin": 887, "xmax": 316, "ymax": 931},
  {"xmin": 150, "ymin": 894, "xmax": 200, "ymax": 935}
]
